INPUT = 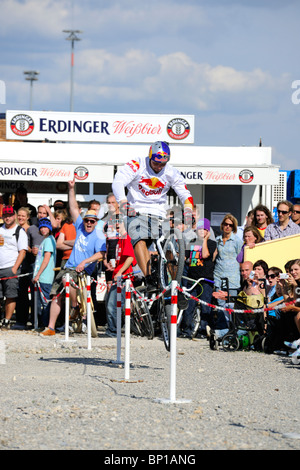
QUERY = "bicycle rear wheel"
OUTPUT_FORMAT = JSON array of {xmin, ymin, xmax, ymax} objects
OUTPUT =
[
  {"xmin": 131, "ymin": 296, "xmax": 154, "ymax": 339},
  {"xmin": 159, "ymin": 228, "xmax": 185, "ymax": 291}
]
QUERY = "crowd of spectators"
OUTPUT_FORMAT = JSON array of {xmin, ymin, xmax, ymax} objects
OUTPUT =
[{"xmin": 0, "ymin": 185, "xmax": 299, "ymax": 354}]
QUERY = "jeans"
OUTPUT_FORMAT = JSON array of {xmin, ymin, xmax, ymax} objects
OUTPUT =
[
  {"xmin": 37, "ymin": 282, "xmax": 52, "ymax": 327},
  {"xmin": 106, "ymin": 283, "xmax": 125, "ymax": 336},
  {"xmin": 181, "ymin": 281, "xmax": 214, "ymax": 335}
]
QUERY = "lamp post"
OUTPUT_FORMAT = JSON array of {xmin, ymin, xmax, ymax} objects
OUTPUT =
[
  {"xmin": 24, "ymin": 70, "xmax": 39, "ymax": 110},
  {"xmin": 63, "ymin": 29, "xmax": 82, "ymax": 112}
]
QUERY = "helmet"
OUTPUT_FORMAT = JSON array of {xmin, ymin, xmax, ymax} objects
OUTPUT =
[{"xmin": 149, "ymin": 141, "xmax": 170, "ymax": 163}]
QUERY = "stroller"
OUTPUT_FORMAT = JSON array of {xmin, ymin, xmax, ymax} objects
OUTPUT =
[
  {"xmin": 222, "ymin": 291, "xmax": 266, "ymax": 351},
  {"xmin": 210, "ymin": 287, "xmax": 266, "ymax": 351}
]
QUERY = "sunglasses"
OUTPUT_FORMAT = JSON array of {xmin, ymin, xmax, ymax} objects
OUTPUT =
[
  {"xmin": 293, "ymin": 210, "xmax": 300, "ymax": 214},
  {"xmin": 224, "ymin": 222, "xmax": 233, "ymax": 227},
  {"xmin": 277, "ymin": 210, "xmax": 289, "ymax": 215},
  {"xmin": 84, "ymin": 219, "xmax": 96, "ymax": 224},
  {"xmin": 267, "ymin": 273, "xmax": 277, "ymax": 279}
]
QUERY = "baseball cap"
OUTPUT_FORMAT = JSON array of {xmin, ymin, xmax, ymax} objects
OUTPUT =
[
  {"xmin": 197, "ymin": 218, "xmax": 210, "ymax": 231},
  {"xmin": 38, "ymin": 218, "xmax": 52, "ymax": 231},
  {"xmin": 2, "ymin": 205, "xmax": 15, "ymax": 216},
  {"xmin": 83, "ymin": 209, "xmax": 99, "ymax": 220}
]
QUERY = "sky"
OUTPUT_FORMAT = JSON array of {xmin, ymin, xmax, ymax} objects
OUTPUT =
[{"xmin": 1, "ymin": 0, "xmax": 300, "ymax": 171}]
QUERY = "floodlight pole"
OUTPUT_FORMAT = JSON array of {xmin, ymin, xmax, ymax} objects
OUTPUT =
[
  {"xmin": 63, "ymin": 29, "xmax": 82, "ymax": 112},
  {"xmin": 24, "ymin": 70, "xmax": 39, "ymax": 110}
]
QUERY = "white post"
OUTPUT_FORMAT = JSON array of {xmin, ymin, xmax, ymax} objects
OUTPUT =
[
  {"xmin": 116, "ymin": 276, "xmax": 122, "ymax": 362},
  {"xmin": 155, "ymin": 280, "xmax": 191, "ymax": 404},
  {"xmin": 86, "ymin": 275, "xmax": 92, "ymax": 350},
  {"xmin": 124, "ymin": 279, "xmax": 131, "ymax": 381},
  {"xmin": 64, "ymin": 273, "xmax": 70, "ymax": 341},
  {"xmin": 169, "ymin": 280, "xmax": 178, "ymax": 401}
]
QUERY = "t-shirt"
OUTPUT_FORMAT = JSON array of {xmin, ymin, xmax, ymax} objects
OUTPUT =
[
  {"xmin": 0, "ymin": 224, "xmax": 28, "ymax": 269},
  {"xmin": 60, "ymin": 222, "xmax": 76, "ymax": 260},
  {"xmin": 66, "ymin": 215, "xmax": 106, "ymax": 275},
  {"xmin": 33, "ymin": 235, "xmax": 56, "ymax": 284},
  {"xmin": 113, "ymin": 233, "xmax": 136, "ymax": 278},
  {"xmin": 187, "ymin": 238, "xmax": 216, "ymax": 281}
]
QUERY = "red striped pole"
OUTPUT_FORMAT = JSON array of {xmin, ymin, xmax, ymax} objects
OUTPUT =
[
  {"xmin": 86, "ymin": 275, "xmax": 91, "ymax": 350},
  {"xmin": 64, "ymin": 273, "xmax": 70, "ymax": 341},
  {"xmin": 124, "ymin": 279, "xmax": 131, "ymax": 380},
  {"xmin": 170, "ymin": 280, "xmax": 178, "ymax": 401},
  {"xmin": 116, "ymin": 277, "xmax": 122, "ymax": 362}
]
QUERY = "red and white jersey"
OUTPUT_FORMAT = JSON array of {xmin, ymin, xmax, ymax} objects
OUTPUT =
[{"xmin": 112, "ymin": 156, "xmax": 192, "ymax": 218}]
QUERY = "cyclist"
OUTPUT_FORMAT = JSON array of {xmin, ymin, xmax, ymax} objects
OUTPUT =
[{"xmin": 112, "ymin": 141, "xmax": 194, "ymax": 290}]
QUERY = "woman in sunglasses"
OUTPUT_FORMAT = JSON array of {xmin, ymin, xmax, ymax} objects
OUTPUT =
[{"xmin": 213, "ymin": 214, "xmax": 243, "ymax": 331}]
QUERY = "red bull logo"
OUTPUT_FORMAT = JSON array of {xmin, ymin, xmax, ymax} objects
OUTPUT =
[
  {"xmin": 126, "ymin": 160, "xmax": 140, "ymax": 172},
  {"xmin": 138, "ymin": 176, "xmax": 166, "ymax": 196}
]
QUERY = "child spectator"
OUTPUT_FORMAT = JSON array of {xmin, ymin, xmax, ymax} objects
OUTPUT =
[{"xmin": 32, "ymin": 218, "xmax": 56, "ymax": 328}]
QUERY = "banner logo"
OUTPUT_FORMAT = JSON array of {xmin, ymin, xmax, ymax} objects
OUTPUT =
[
  {"xmin": 239, "ymin": 169, "xmax": 254, "ymax": 183},
  {"xmin": 167, "ymin": 118, "xmax": 190, "ymax": 140},
  {"xmin": 10, "ymin": 114, "xmax": 34, "ymax": 136}
]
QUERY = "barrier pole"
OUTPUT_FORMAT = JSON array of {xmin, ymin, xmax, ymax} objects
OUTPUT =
[
  {"xmin": 155, "ymin": 281, "xmax": 191, "ymax": 404},
  {"xmin": 64, "ymin": 273, "xmax": 70, "ymax": 342},
  {"xmin": 110, "ymin": 277, "xmax": 123, "ymax": 364},
  {"xmin": 34, "ymin": 284, "xmax": 38, "ymax": 330},
  {"xmin": 86, "ymin": 275, "xmax": 92, "ymax": 350},
  {"xmin": 124, "ymin": 279, "xmax": 131, "ymax": 380}
]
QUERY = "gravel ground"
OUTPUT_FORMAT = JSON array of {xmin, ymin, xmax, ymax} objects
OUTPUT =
[{"xmin": 0, "ymin": 326, "xmax": 299, "ymax": 452}]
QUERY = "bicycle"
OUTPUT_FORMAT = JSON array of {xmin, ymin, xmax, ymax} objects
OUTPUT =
[
  {"xmin": 55, "ymin": 267, "xmax": 98, "ymax": 338},
  {"xmin": 128, "ymin": 216, "xmax": 186, "ymax": 350},
  {"xmin": 177, "ymin": 275, "xmax": 215, "ymax": 338}
]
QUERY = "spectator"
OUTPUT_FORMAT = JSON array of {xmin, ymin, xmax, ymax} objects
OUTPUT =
[
  {"xmin": 214, "ymin": 213, "xmax": 243, "ymax": 299},
  {"xmin": 266, "ymin": 266, "xmax": 283, "ymax": 303},
  {"xmin": 40, "ymin": 179, "xmax": 106, "ymax": 336},
  {"xmin": 17, "ymin": 207, "xmax": 31, "ymax": 232},
  {"xmin": 179, "ymin": 218, "xmax": 216, "ymax": 338},
  {"xmin": 236, "ymin": 226, "xmax": 264, "ymax": 263},
  {"xmin": 13, "ymin": 186, "xmax": 37, "ymax": 222},
  {"xmin": 105, "ymin": 216, "xmax": 136, "ymax": 337},
  {"xmin": 280, "ymin": 259, "xmax": 300, "ymax": 335},
  {"xmin": 264, "ymin": 200, "xmax": 300, "ymax": 240},
  {"xmin": 252, "ymin": 204, "xmax": 274, "ymax": 238},
  {"xmin": 212, "ymin": 214, "xmax": 243, "ymax": 333},
  {"xmin": 291, "ymin": 203, "xmax": 300, "ymax": 226},
  {"xmin": 56, "ymin": 216, "xmax": 76, "ymax": 269},
  {"xmin": 32, "ymin": 218, "xmax": 56, "ymax": 327},
  {"xmin": 13, "ymin": 207, "xmax": 32, "ymax": 330},
  {"xmin": 0, "ymin": 206, "xmax": 28, "ymax": 329}
]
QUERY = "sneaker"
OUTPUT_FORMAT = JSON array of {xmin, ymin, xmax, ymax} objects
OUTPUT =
[
  {"xmin": 0, "ymin": 318, "xmax": 10, "ymax": 329},
  {"xmin": 40, "ymin": 327, "xmax": 56, "ymax": 337},
  {"xmin": 284, "ymin": 339, "xmax": 300, "ymax": 350}
]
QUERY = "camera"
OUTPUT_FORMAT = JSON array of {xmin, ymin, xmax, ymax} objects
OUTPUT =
[{"xmin": 279, "ymin": 273, "xmax": 289, "ymax": 280}]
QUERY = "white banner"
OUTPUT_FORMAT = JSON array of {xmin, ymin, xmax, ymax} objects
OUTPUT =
[
  {"xmin": 0, "ymin": 161, "xmax": 114, "ymax": 182},
  {"xmin": 5, "ymin": 110, "xmax": 194, "ymax": 144}
]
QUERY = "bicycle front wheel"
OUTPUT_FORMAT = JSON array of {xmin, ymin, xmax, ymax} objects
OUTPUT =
[
  {"xmin": 159, "ymin": 228, "xmax": 185, "ymax": 291},
  {"xmin": 190, "ymin": 305, "xmax": 201, "ymax": 338}
]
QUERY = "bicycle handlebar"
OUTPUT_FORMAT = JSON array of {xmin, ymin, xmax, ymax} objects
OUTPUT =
[{"xmin": 181, "ymin": 275, "xmax": 215, "ymax": 293}]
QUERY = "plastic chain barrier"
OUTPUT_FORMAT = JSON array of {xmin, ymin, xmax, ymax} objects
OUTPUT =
[{"xmin": 176, "ymin": 285, "xmax": 297, "ymax": 314}]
